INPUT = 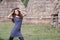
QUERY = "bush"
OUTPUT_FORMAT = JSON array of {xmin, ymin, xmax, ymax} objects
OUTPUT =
[{"xmin": 21, "ymin": 0, "xmax": 29, "ymax": 7}]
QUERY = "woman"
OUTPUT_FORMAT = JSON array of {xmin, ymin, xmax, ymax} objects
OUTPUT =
[{"xmin": 7, "ymin": 8, "xmax": 27, "ymax": 40}]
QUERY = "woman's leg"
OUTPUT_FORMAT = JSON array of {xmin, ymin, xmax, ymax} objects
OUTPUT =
[
  {"xmin": 9, "ymin": 37, "xmax": 14, "ymax": 40},
  {"xmin": 19, "ymin": 37, "xmax": 24, "ymax": 40}
]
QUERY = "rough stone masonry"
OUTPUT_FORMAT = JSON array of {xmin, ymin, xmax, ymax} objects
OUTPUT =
[
  {"xmin": 26, "ymin": 0, "xmax": 60, "ymax": 24},
  {"xmin": 0, "ymin": 0, "xmax": 60, "ymax": 24}
]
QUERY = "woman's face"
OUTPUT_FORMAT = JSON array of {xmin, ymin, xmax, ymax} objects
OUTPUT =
[{"xmin": 15, "ymin": 10, "xmax": 19, "ymax": 15}]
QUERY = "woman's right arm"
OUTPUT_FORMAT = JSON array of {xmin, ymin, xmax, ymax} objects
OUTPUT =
[{"xmin": 7, "ymin": 12, "xmax": 13, "ymax": 19}]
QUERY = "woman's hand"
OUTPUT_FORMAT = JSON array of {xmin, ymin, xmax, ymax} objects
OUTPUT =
[
  {"xmin": 21, "ymin": 11, "xmax": 27, "ymax": 17},
  {"xmin": 7, "ymin": 12, "xmax": 13, "ymax": 19}
]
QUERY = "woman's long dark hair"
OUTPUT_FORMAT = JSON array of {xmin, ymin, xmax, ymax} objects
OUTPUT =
[{"xmin": 11, "ymin": 8, "xmax": 23, "ymax": 23}]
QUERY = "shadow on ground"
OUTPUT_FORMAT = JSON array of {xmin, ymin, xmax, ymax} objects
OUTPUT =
[{"xmin": 0, "ymin": 37, "xmax": 4, "ymax": 40}]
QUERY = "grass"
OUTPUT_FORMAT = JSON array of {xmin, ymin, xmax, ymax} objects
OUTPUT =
[{"xmin": 0, "ymin": 22, "xmax": 60, "ymax": 40}]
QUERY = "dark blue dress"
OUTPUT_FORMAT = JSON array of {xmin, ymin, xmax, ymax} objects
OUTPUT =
[{"xmin": 10, "ymin": 17, "xmax": 23, "ymax": 37}]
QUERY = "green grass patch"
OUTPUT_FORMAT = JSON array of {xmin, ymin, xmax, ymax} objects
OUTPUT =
[{"xmin": 0, "ymin": 22, "xmax": 60, "ymax": 40}]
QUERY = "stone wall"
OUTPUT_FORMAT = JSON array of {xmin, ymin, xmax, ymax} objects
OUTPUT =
[
  {"xmin": 0, "ymin": 0, "xmax": 60, "ymax": 24},
  {"xmin": 25, "ymin": 0, "xmax": 60, "ymax": 23},
  {"xmin": 0, "ymin": 0, "xmax": 25, "ymax": 21}
]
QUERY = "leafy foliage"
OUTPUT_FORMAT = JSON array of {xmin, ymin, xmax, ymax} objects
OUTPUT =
[{"xmin": 21, "ymin": 0, "xmax": 29, "ymax": 7}]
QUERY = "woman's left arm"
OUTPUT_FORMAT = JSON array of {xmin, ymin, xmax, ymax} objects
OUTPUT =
[{"xmin": 21, "ymin": 11, "xmax": 27, "ymax": 17}]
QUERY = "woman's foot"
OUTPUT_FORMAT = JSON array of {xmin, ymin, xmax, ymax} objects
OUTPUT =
[
  {"xmin": 19, "ymin": 37, "xmax": 24, "ymax": 40},
  {"xmin": 9, "ymin": 37, "xmax": 14, "ymax": 40}
]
